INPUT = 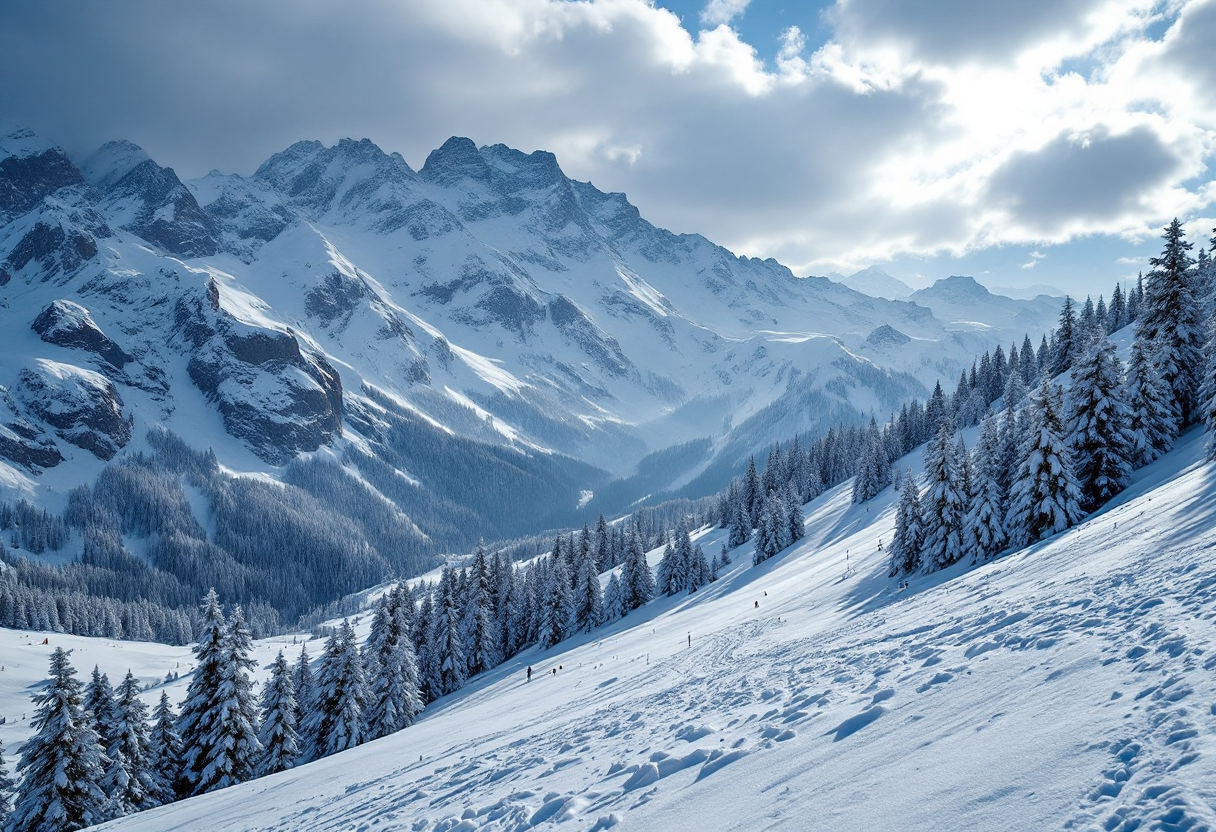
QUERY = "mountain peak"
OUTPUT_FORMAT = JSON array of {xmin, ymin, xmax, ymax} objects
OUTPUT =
[
  {"xmin": 922, "ymin": 274, "xmax": 992, "ymax": 299},
  {"xmin": 840, "ymin": 266, "xmax": 912, "ymax": 301},
  {"xmin": 80, "ymin": 139, "xmax": 154, "ymax": 191},
  {"xmin": 0, "ymin": 124, "xmax": 58, "ymax": 162},
  {"xmin": 420, "ymin": 136, "xmax": 491, "ymax": 186}
]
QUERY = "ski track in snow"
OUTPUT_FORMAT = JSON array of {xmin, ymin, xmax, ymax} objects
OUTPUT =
[{"xmin": 28, "ymin": 433, "xmax": 1216, "ymax": 832}]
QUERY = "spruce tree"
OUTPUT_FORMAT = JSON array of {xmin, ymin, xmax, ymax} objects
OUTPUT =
[
  {"xmin": 688, "ymin": 544, "xmax": 711, "ymax": 592},
  {"xmin": 177, "ymin": 589, "xmax": 227, "ymax": 796},
  {"xmin": 1067, "ymin": 338, "xmax": 1135, "ymax": 511},
  {"xmin": 602, "ymin": 572, "xmax": 623, "ymax": 622},
  {"xmin": 889, "ymin": 469, "xmax": 923, "ymax": 576},
  {"xmin": 921, "ymin": 422, "xmax": 967, "ymax": 571},
  {"xmin": 460, "ymin": 545, "xmax": 500, "ymax": 678},
  {"xmin": 1007, "ymin": 375, "xmax": 1084, "ymax": 546},
  {"xmin": 619, "ymin": 525, "xmax": 655, "ymax": 612},
  {"xmin": 572, "ymin": 539, "xmax": 604, "ymax": 632},
  {"xmin": 8, "ymin": 648, "xmax": 107, "ymax": 832},
  {"xmin": 83, "ymin": 666, "xmax": 117, "ymax": 755},
  {"xmin": 178, "ymin": 592, "xmax": 260, "ymax": 796},
  {"xmin": 0, "ymin": 739, "xmax": 12, "ymax": 829},
  {"xmin": 1124, "ymin": 333, "xmax": 1177, "ymax": 467},
  {"xmin": 743, "ymin": 456, "xmax": 762, "ymax": 528},
  {"xmin": 786, "ymin": 483, "xmax": 805, "ymax": 544},
  {"xmin": 431, "ymin": 570, "xmax": 467, "ymax": 697},
  {"xmin": 1109, "ymin": 283, "xmax": 1126, "ymax": 333},
  {"xmin": 967, "ymin": 416, "xmax": 1007, "ymax": 561},
  {"xmin": 304, "ymin": 620, "xmax": 368, "ymax": 759},
  {"xmin": 291, "ymin": 644, "xmax": 315, "ymax": 744},
  {"xmin": 1204, "ymin": 302, "xmax": 1216, "ymax": 459},
  {"xmin": 365, "ymin": 585, "xmax": 423, "ymax": 739},
  {"xmin": 1053, "ymin": 296, "xmax": 1077, "ymax": 375},
  {"xmin": 146, "ymin": 692, "xmax": 181, "ymax": 804},
  {"xmin": 656, "ymin": 541, "xmax": 680, "ymax": 597},
  {"xmin": 1140, "ymin": 218, "xmax": 1202, "ymax": 425},
  {"xmin": 593, "ymin": 514, "xmax": 612, "ymax": 571},
  {"xmin": 538, "ymin": 554, "xmax": 574, "ymax": 648},
  {"xmin": 257, "ymin": 651, "xmax": 300, "ymax": 776},
  {"xmin": 105, "ymin": 671, "xmax": 158, "ymax": 815}
]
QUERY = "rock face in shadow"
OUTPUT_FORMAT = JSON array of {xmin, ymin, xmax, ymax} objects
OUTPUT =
[
  {"xmin": 13, "ymin": 360, "xmax": 131, "ymax": 461},
  {"xmin": 82, "ymin": 140, "xmax": 220, "ymax": 258},
  {"xmin": 176, "ymin": 279, "xmax": 344, "ymax": 464},
  {"xmin": 31, "ymin": 299, "xmax": 133, "ymax": 369}
]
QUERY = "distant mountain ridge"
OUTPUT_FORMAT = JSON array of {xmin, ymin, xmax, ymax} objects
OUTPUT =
[{"xmin": 0, "ymin": 125, "xmax": 1062, "ymax": 559}]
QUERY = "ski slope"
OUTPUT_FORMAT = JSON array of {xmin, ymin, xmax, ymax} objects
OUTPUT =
[{"xmin": 6, "ymin": 430, "xmax": 1216, "ymax": 832}]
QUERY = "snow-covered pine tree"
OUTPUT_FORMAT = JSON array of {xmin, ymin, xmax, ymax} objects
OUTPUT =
[
  {"xmin": 572, "ymin": 537, "xmax": 603, "ymax": 632},
  {"xmin": 1140, "ymin": 218, "xmax": 1202, "ymax": 425},
  {"xmin": 727, "ymin": 490, "xmax": 751, "ymax": 548},
  {"xmin": 1124, "ymin": 333, "xmax": 1177, "ymax": 467},
  {"xmin": 7, "ymin": 648, "xmax": 107, "ymax": 832},
  {"xmin": 619, "ymin": 525, "xmax": 655, "ymax": 613},
  {"xmin": 538, "ymin": 553, "xmax": 574, "ymax": 648},
  {"xmin": 851, "ymin": 422, "xmax": 890, "ymax": 503},
  {"xmin": 920, "ymin": 422, "xmax": 967, "ymax": 572},
  {"xmin": 673, "ymin": 522, "xmax": 694, "ymax": 592},
  {"xmin": 1007, "ymin": 374, "xmax": 1084, "ymax": 546},
  {"xmin": 177, "ymin": 589, "xmax": 227, "ymax": 796},
  {"xmin": 1204, "ymin": 299, "xmax": 1216, "ymax": 459},
  {"xmin": 1052, "ymin": 296, "xmax": 1078, "ymax": 376},
  {"xmin": 413, "ymin": 594, "xmax": 439, "ymax": 704},
  {"xmin": 593, "ymin": 513, "xmax": 612, "ymax": 571},
  {"xmin": 602, "ymin": 571, "xmax": 623, "ymax": 622},
  {"xmin": 460, "ymin": 544, "xmax": 501, "ymax": 678},
  {"xmin": 214, "ymin": 605, "xmax": 262, "ymax": 789},
  {"xmin": 656, "ymin": 541, "xmax": 679, "ymax": 597},
  {"xmin": 786, "ymin": 483, "xmax": 805, "ymax": 544},
  {"xmin": 146, "ymin": 692, "xmax": 181, "ymax": 804},
  {"xmin": 432, "ymin": 570, "xmax": 467, "ymax": 697},
  {"xmin": 743, "ymin": 456, "xmax": 762, "ymax": 528},
  {"xmin": 688, "ymin": 544, "xmax": 711, "ymax": 592},
  {"xmin": 104, "ymin": 670, "xmax": 158, "ymax": 815},
  {"xmin": 1003, "ymin": 358, "xmax": 1028, "ymax": 410},
  {"xmin": 1067, "ymin": 337, "xmax": 1135, "ymax": 511},
  {"xmin": 1109, "ymin": 283, "xmax": 1126, "ymax": 333},
  {"xmin": 257, "ymin": 651, "xmax": 300, "ymax": 776},
  {"xmin": 889, "ymin": 468, "xmax": 923, "ymax": 576},
  {"xmin": 364, "ymin": 585, "xmax": 423, "ymax": 739},
  {"xmin": 0, "ymin": 739, "xmax": 12, "ymax": 829},
  {"xmin": 83, "ymin": 666, "xmax": 117, "ymax": 755},
  {"xmin": 967, "ymin": 416, "xmax": 1007, "ymax": 561},
  {"xmin": 304, "ymin": 619, "xmax": 368, "ymax": 759},
  {"xmin": 291, "ymin": 644, "xmax": 314, "ymax": 742}
]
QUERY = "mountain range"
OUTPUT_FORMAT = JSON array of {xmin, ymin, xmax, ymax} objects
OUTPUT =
[{"xmin": 0, "ymin": 124, "xmax": 1062, "ymax": 556}]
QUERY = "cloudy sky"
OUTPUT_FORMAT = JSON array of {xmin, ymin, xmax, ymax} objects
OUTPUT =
[{"xmin": 2, "ymin": 0, "xmax": 1214, "ymax": 297}]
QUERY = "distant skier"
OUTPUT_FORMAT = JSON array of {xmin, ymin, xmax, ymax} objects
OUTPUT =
[
  {"xmin": 687, "ymin": 633, "xmax": 691, "ymax": 648},
  {"xmin": 527, "ymin": 665, "xmax": 532, "ymax": 682}
]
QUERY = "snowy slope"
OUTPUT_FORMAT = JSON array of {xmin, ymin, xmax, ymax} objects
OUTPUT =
[{"xmin": 34, "ymin": 427, "xmax": 1209, "ymax": 832}]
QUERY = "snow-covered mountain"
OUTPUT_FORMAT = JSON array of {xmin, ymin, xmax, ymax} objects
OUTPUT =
[
  {"xmin": 0, "ymin": 124, "xmax": 1061, "ymax": 562},
  {"xmin": 837, "ymin": 265, "xmax": 913, "ymax": 300}
]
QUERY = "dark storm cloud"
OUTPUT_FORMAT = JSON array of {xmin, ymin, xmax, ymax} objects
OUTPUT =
[{"xmin": 986, "ymin": 126, "xmax": 1183, "ymax": 232}]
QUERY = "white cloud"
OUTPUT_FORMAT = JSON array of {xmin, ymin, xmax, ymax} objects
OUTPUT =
[
  {"xmin": 1021, "ymin": 251, "xmax": 1047, "ymax": 268},
  {"xmin": 0, "ymin": 0, "xmax": 1211, "ymax": 285},
  {"xmin": 700, "ymin": 0, "xmax": 752, "ymax": 28}
]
